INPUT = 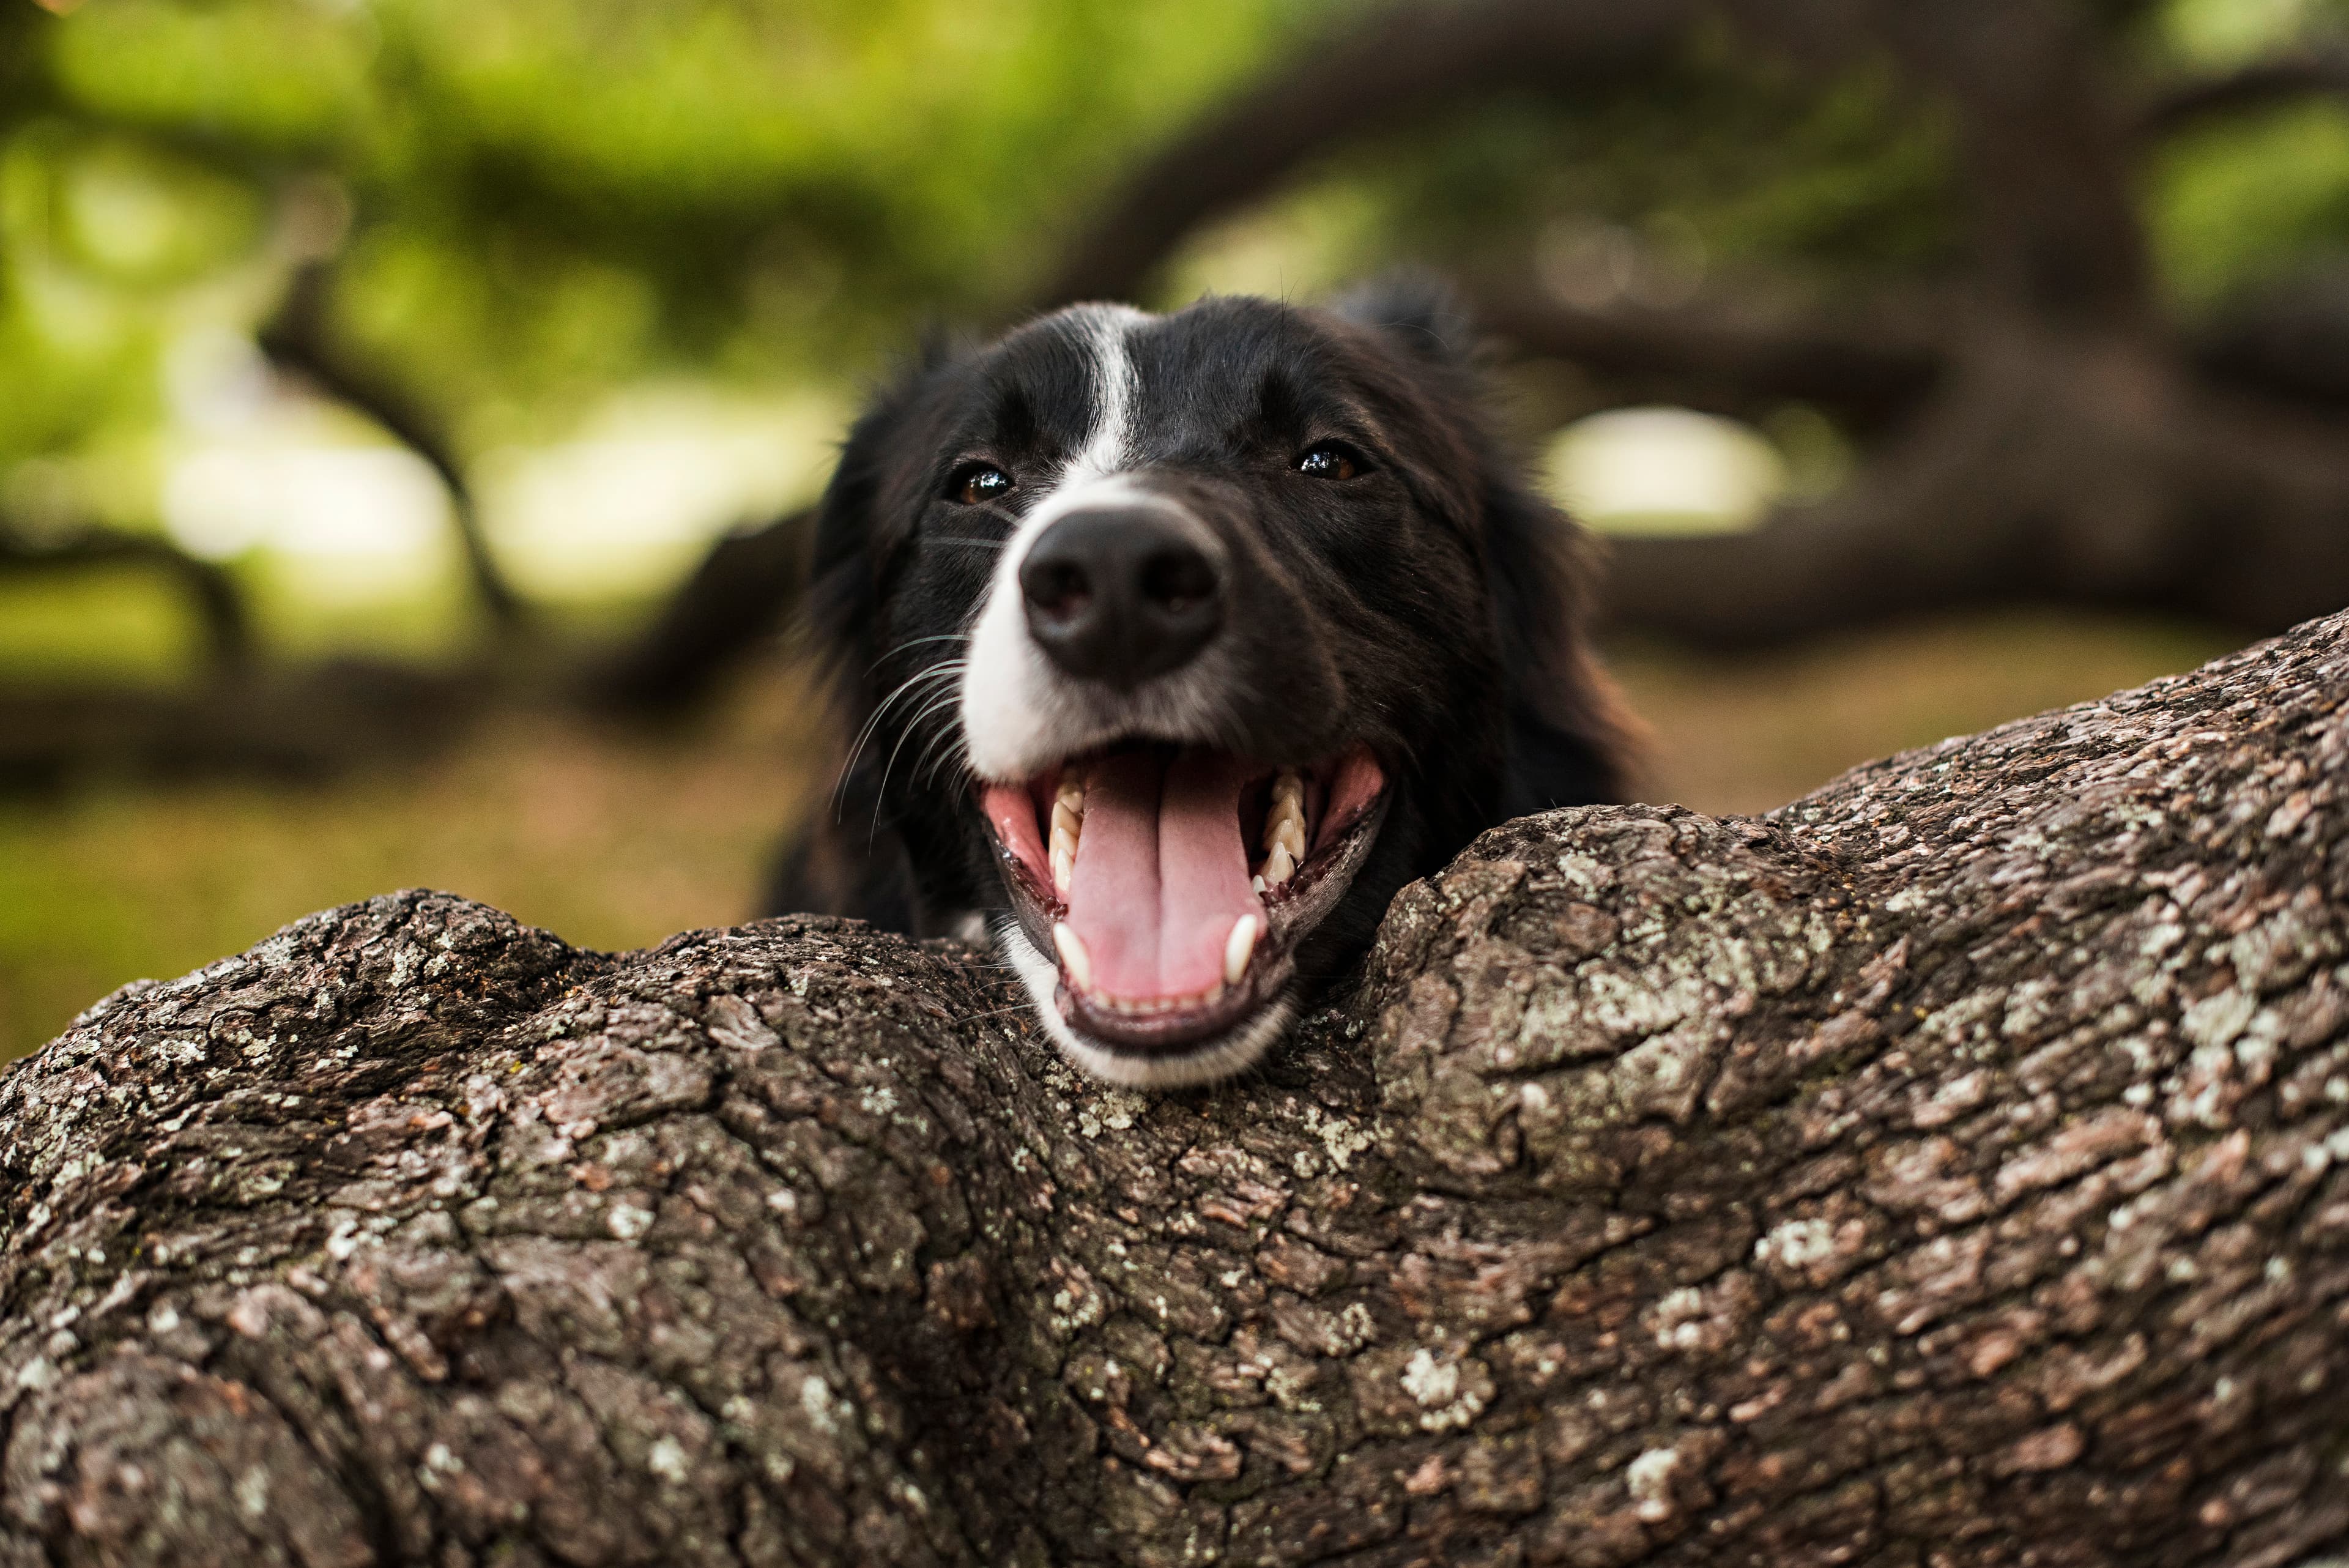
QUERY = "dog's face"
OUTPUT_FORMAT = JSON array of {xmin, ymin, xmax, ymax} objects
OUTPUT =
[{"xmin": 812, "ymin": 291, "xmax": 1605, "ymax": 1087}]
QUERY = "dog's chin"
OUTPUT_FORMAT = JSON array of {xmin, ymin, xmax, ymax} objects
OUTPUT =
[
  {"xmin": 976, "ymin": 740, "xmax": 1389, "ymax": 1089},
  {"xmin": 997, "ymin": 921, "xmax": 1299, "ymax": 1089}
]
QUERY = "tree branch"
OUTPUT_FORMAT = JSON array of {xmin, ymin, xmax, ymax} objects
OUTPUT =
[
  {"xmin": 2137, "ymin": 48, "xmax": 2349, "ymax": 138},
  {"xmin": 1839, "ymin": 0, "xmax": 2152, "ymax": 323},
  {"xmin": 7, "ymin": 612, "xmax": 2349, "ymax": 1562},
  {"xmin": 0, "ymin": 661, "xmax": 481, "ymax": 784},
  {"xmin": 1468, "ymin": 277, "xmax": 1950, "ymax": 428},
  {"xmin": 257, "ymin": 262, "xmax": 529, "ymax": 633},
  {"xmin": 0, "ymin": 521, "xmax": 251, "ymax": 672},
  {"xmin": 592, "ymin": 506, "xmax": 815, "ymax": 715},
  {"xmin": 1595, "ymin": 314, "xmax": 2349, "ymax": 647},
  {"xmin": 1039, "ymin": 0, "xmax": 1704, "ymax": 308}
]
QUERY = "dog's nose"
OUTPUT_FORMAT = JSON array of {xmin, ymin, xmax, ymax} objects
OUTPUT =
[{"xmin": 1019, "ymin": 505, "xmax": 1225, "ymax": 688}]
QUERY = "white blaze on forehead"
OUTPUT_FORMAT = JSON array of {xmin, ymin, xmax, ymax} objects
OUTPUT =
[
  {"xmin": 960, "ymin": 303, "xmax": 1154, "ymax": 784},
  {"xmin": 1064, "ymin": 302, "xmax": 1148, "ymax": 485}
]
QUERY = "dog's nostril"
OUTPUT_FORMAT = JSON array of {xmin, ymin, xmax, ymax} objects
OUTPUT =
[
  {"xmin": 1141, "ymin": 548, "xmax": 1217, "ymax": 616},
  {"xmin": 1026, "ymin": 560, "xmax": 1092, "ymax": 622},
  {"xmin": 1019, "ymin": 503, "xmax": 1225, "ymax": 689}
]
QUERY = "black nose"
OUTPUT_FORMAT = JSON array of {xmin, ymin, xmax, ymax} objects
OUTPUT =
[{"xmin": 1019, "ymin": 505, "xmax": 1225, "ymax": 688}]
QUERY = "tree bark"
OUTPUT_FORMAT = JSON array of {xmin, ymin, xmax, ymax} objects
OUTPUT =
[{"xmin": 6, "ymin": 611, "xmax": 2349, "ymax": 1567}]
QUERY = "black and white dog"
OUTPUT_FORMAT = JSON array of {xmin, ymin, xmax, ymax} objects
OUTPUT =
[{"xmin": 774, "ymin": 281, "xmax": 1633, "ymax": 1087}]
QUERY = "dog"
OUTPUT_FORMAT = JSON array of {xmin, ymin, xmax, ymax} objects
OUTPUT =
[{"xmin": 771, "ymin": 280, "xmax": 1633, "ymax": 1087}]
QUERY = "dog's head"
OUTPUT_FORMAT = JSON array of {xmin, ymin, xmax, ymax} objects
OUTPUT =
[{"xmin": 807, "ymin": 283, "xmax": 1624, "ymax": 1087}]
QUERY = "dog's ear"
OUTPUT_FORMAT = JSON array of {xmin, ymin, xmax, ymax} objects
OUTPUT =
[
  {"xmin": 1329, "ymin": 272, "xmax": 1479, "ymax": 368},
  {"xmin": 1337, "ymin": 273, "xmax": 1640, "ymax": 809},
  {"xmin": 803, "ymin": 347, "xmax": 954, "ymax": 683},
  {"xmin": 773, "ymin": 354, "xmax": 950, "ymax": 926},
  {"xmin": 1482, "ymin": 470, "xmax": 1646, "ymax": 814}
]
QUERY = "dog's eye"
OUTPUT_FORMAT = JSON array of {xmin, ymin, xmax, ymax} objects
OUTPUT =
[
  {"xmin": 952, "ymin": 464, "xmax": 1014, "ymax": 506},
  {"xmin": 1297, "ymin": 443, "xmax": 1362, "ymax": 481}
]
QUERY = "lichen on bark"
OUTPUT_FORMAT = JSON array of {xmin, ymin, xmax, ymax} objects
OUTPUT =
[{"xmin": 4, "ymin": 611, "xmax": 2348, "ymax": 1567}]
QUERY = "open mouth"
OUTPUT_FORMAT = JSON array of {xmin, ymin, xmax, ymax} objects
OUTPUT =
[{"xmin": 979, "ymin": 741, "xmax": 1389, "ymax": 1065}]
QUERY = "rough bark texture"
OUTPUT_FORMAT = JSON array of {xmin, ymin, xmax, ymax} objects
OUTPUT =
[{"xmin": 6, "ymin": 611, "xmax": 2349, "ymax": 1567}]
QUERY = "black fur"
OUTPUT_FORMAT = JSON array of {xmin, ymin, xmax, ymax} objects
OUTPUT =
[{"xmin": 769, "ymin": 282, "xmax": 1633, "ymax": 1055}]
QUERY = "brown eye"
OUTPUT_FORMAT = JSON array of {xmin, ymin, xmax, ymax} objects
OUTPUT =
[
  {"xmin": 1297, "ymin": 443, "xmax": 1360, "ymax": 480},
  {"xmin": 954, "ymin": 464, "xmax": 1013, "ymax": 505}
]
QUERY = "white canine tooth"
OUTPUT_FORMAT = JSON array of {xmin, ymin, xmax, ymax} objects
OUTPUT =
[
  {"xmin": 1262, "ymin": 842, "xmax": 1296, "ymax": 887},
  {"xmin": 1224, "ymin": 913, "xmax": 1262, "ymax": 986},
  {"xmin": 1053, "ymin": 923, "xmax": 1094, "ymax": 993}
]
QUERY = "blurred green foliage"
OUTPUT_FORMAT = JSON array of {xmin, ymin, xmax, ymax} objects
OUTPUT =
[{"xmin": 4, "ymin": 0, "xmax": 2349, "ymax": 565}]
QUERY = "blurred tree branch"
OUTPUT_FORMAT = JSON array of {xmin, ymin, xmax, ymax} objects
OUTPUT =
[
  {"xmin": 0, "ymin": 520, "xmax": 250, "ymax": 674},
  {"xmin": 2137, "ymin": 46, "xmax": 2349, "ymax": 136},
  {"xmin": 256, "ymin": 261, "xmax": 529, "ymax": 635},
  {"xmin": 1041, "ymin": 0, "xmax": 1703, "ymax": 308},
  {"xmin": 595, "ymin": 506, "xmax": 815, "ymax": 715},
  {"xmin": 1466, "ymin": 278, "xmax": 1948, "ymax": 432},
  {"xmin": 0, "ymin": 661, "xmax": 478, "ymax": 786}
]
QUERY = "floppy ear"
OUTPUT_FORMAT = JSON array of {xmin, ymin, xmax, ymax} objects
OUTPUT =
[
  {"xmin": 766, "ymin": 355, "xmax": 948, "ymax": 927},
  {"xmin": 1482, "ymin": 470, "xmax": 1645, "ymax": 814},
  {"xmin": 1337, "ymin": 274, "xmax": 1643, "ymax": 811},
  {"xmin": 1329, "ymin": 271, "xmax": 1480, "ymax": 368},
  {"xmin": 802, "ymin": 342, "xmax": 953, "ymax": 689}
]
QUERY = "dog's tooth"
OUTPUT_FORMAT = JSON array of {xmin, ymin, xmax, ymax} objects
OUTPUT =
[
  {"xmin": 1224, "ymin": 913, "xmax": 1262, "ymax": 986},
  {"xmin": 1262, "ymin": 782, "xmax": 1308, "ymax": 868},
  {"xmin": 1049, "ymin": 779, "xmax": 1086, "ymax": 894},
  {"xmin": 1053, "ymin": 923, "xmax": 1094, "ymax": 994},
  {"xmin": 1262, "ymin": 843, "xmax": 1296, "ymax": 887},
  {"xmin": 1252, "ymin": 874, "xmax": 1267, "ymax": 896},
  {"xmin": 1262, "ymin": 765, "xmax": 1308, "ymax": 849}
]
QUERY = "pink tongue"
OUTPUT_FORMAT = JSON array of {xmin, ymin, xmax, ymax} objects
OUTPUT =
[{"xmin": 1067, "ymin": 750, "xmax": 1261, "ymax": 1000}]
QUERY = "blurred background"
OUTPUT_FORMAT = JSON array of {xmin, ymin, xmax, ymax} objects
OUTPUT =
[{"xmin": 5, "ymin": 0, "xmax": 2346, "ymax": 1058}]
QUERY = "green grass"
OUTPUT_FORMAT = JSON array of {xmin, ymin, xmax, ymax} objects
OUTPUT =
[
  {"xmin": 0, "ymin": 612, "xmax": 2241, "ymax": 1062},
  {"xmin": 0, "ymin": 567, "xmax": 207, "ymax": 685},
  {"xmin": 0, "ymin": 669, "xmax": 829, "ymax": 1060}
]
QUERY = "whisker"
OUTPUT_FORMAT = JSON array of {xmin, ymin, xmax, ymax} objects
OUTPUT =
[
  {"xmin": 914, "ymin": 719, "xmax": 973, "ymax": 790},
  {"xmin": 872, "ymin": 685, "xmax": 968, "ymax": 845},
  {"xmin": 866, "ymin": 633, "xmax": 973, "ymax": 675},
  {"xmin": 833, "ymin": 660, "xmax": 965, "ymax": 820}
]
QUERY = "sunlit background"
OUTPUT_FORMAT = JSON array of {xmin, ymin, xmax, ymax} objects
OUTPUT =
[{"xmin": 5, "ymin": 0, "xmax": 2340, "ymax": 1057}]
